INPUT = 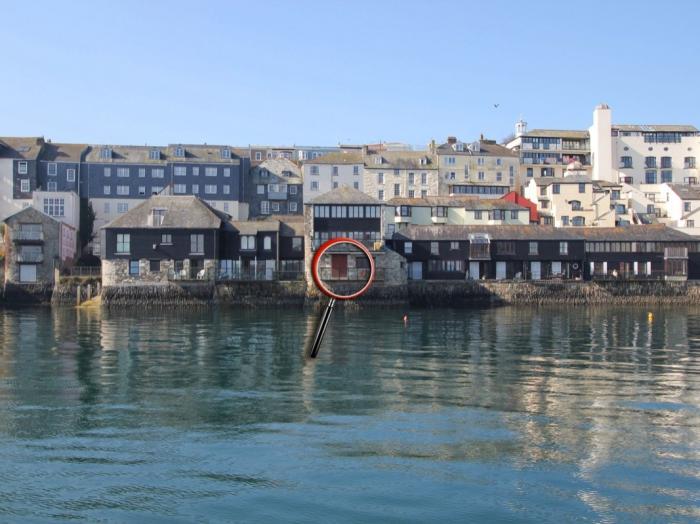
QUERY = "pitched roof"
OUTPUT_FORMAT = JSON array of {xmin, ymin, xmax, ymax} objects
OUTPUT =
[
  {"xmin": 102, "ymin": 195, "xmax": 227, "ymax": 229},
  {"xmin": 3, "ymin": 204, "xmax": 60, "ymax": 225},
  {"xmin": 532, "ymin": 175, "xmax": 595, "ymax": 186},
  {"xmin": 167, "ymin": 144, "xmax": 241, "ymax": 164},
  {"xmin": 304, "ymin": 151, "xmax": 363, "ymax": 165},
  {"xmin": 308, "ymin": 186, "xmax": 379, "ymax": 205},
  {"xmin": 264, "ymin": 214, "xmax": 305, "ymax": 236},
  {"xmin": 41, "ymin": 142, "xmax": 87, "ymax": 162},
  {"xmin": 0, "ymin": 137, "xmax": 45, "ymax": 160},
  {"xmin": 394, "ymin": 224, "xmax": 694, "ymax": 242},
  {"xmin": 364, "ymin": 150, "xmax": 438, "ymax": 169},
  {"xmin": 85, "ymin": 145, "xmax": 168, "ymax": 164},
  {"xmin": 388, "ymin": 196, "xmax": 524, "ymax": 210},
  {"xmin": 253, "ymin": 157, "xmax": 302, "ymax": 180},
  {"xmin": 667, "ymin": 184, "xmax": 700, "ymax": 200},
  {"xmin": 229, "ymin": 219, "xmax": 280, "ymax": 235},
  {"xmin": 436, "ymin": 139, "xmax": 518, "ymax": 157},
  {"xmin": 613, "ymin": 124, "xmax": 698, "ymax": 133}
]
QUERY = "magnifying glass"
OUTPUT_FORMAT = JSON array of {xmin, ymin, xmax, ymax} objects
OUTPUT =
[{"xmin": 308, "ymin": 237, "xmax": 376, "ymax": 358}]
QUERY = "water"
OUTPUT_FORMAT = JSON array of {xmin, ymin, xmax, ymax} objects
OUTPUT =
[{"xmin": 0, "ymin": 306, "xmax": 699, "ymax": 522}]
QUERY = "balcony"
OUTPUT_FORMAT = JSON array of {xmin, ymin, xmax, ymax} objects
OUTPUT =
[
  {"xmin": 13, "ymin": 230, "xmax": 44, "ymax": 242},
  {"xmin": 267, "ymin": 190, "xmax": 288, "ymax": 200},
  {"xmin": 17, "ymin": 252, "xmax": 44, "ymax": 263}
]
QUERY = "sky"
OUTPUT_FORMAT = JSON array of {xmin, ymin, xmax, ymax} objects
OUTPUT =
[{"xmin": 2, "ymin": 0, "xmax": 699, "ymax": 148}]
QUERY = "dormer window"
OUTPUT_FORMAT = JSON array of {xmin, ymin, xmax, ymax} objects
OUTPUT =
[
  {"xmin": 374, "ymin": 156, "xmax": 382, "ymax": 165},
  {"xmin": 282, "ymin": 170, "xmax": 292, "ymax": 177},
  {"xmin": 175, "ymin": 146, "xmax": 185, "ymax": 158},
  {"xmin": 149, "ymin": 149, "xmax": 160, "ymax": 160},
  {"xmin": 260, "ymin": 168, "xmax": 269, "ymax": 178},
  {"xmin": 100, "ymin": 147, "xmax": 112, "ymax": 160},
  {"xmin": 419, "ymin": 157, "xmax": 427, "ymax": 165},
  {"xmin": 455, "ymin": 143, "xmax": 464, "ymax": 152},
  {"xmin": 152, "ymin": 208, "xmax": 166, "ymax": 226},
  {"xmin": 220, "ymin": 147, "xmax": 231, "ymax": 159}
]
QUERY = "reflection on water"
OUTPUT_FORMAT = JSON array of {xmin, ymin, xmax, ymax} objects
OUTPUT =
[{"xmin": 0, "ymin": 306, "xmax": 699, "ymax": 522}]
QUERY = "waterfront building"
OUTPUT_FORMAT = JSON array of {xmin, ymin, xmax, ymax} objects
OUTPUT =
[
  {"xmin": 500, "ymin": 191, "xmax": 540, "ymax": 223},
  {"xmin": 248, "ymin": 158, "xmax": 303, "ymax": 217},
  {"xmin": 659, "ymin": 184, "xmax": 700, "ymax": 236},
  {"xmin": 523, "ymin": 168, "xmax": 617, "ymax": 227},
  {"xmin": 302, "ymin": 150, "xmax": 364, "ymax": 203},
  {"xmin": 304, "ymin": 186, "xmax": 406, "ymax": 287},
  {"xmin": 384, "ymin": 196, "xmax": 529, "ymax": 239},
  {"xmin": 32, "ymin": 190, "xmax": 80, "ymax": 232},
  {"xmin": 434, "ymin": 137, "xmax": 520, "ymax": 193},
  {"xmin": 362, "ymin": 149, "xmax": 439, "ymax": 203},
  {"xmin": 589, "ymin": 104, "xmax": 700, "ymax": 185},
  {"xmin": 506, "ymin": 122, "xmax": 591, "ymax": 184},
  {"xmin": 37, "ymin": 142, "xmax": 86, "ymax": 194},
  {"xmin": 0, "ymin": 137, "xmax": 45, "ymax": 220},
  {"xmin": 390, "ymin": 224, "xmax": 695, "ymax": 281},
  {"xmin": 3, "ymin": 206, "xmax": 76, "ymax": 284}
]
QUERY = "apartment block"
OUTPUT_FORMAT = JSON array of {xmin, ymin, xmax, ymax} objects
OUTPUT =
[
  {"xmin": 363, "ymin": 149, "xmax": 439, "ymax": 203},
  {"xmin": 302, "ymin": 151, "xmax": 364, "ymax": 203}
]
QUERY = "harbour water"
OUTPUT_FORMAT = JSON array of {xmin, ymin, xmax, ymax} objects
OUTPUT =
[{"xmin": 0, "ymin": 306, "xmax": 699, "ymax": 522}]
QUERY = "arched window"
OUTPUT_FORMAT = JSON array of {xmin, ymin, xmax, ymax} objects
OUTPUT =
[{"xmin": 572, "ymin": 216, "xmax": 585, "ymax": 226}]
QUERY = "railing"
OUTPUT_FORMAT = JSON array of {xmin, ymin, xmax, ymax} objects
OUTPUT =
[
  {"xmin": 590, "ymin": 271, "xmax": 673, "ymax": 281},
  {"xmin": 169, "ymin": 268, "xmax": 306, "ymax": 282},
  {"xmin": 13, "ymin": 230, "xmax": 44, "ymax": 241},
  {"xmin": 312, "ymin": 239, "xmax": 382, "ymax": 250},
  {"xmin": 17, "ymin": 252, "xmax": 44, "ymax": 263},
  {"xmin": 66, "ymin": 266, "xmax": 101, "ymax": 277},
  {"xmin": 168, "ymin": 268, "xmax": 216, "ymax": 281},
  {"xmin": 316, "ymin": 267, "xmax": 380, "ymax": 282}
]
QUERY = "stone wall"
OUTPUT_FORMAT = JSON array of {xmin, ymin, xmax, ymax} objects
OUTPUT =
[
  {"xmin": 101, "ymin": 282, "xmax": 215, "ymax": 308},
  {"xmin": 216, "ymin": 280, "xmax": 307, "ymax": 306},
  {"xmin": 101, "ymin": 258, "xmax": 216, "ymax": 286}
]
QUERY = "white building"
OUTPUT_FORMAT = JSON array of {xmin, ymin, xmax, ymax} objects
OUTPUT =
[
  {"xmin": 32, "ymin": 190, "xmax": 80, "ymax": 232},
  {"xmin": 659, "ymin": 184, "xmax": 700, "ymax": 236},
  {"xmin": 302, "ymin": 151, "xmax": 364, "ymax": 203},
  {"xmin": 589, "ymin": 104, "xmax": 700, "ymax": 186}
]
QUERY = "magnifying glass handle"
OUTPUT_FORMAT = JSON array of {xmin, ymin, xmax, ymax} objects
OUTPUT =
[{"xmin": 309, "ymin": 297, "xmax": 336, "ymax": 358}]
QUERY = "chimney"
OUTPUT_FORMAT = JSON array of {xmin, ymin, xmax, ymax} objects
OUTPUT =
[
  {"xmin": 428, "ymin": 139, "xmax": 436, "ymax": 153},
  {"xmin": 447, "ymin": 136, "xmax": 457, "ymax": 145}
]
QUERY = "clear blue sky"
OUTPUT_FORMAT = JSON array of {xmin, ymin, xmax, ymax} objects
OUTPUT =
[{"xmin": 2, "ymin": 0, "xmax": 699, "ymax": 147}]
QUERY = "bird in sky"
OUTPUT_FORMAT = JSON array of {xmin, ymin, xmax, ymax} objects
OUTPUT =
[{"xmin": 493, "ymin": 103, "xmax": 500, "ymax": 108}]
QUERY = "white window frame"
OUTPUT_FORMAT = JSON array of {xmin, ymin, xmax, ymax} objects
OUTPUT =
[
  {"xmin": 47, "ymin": 162, "xmax": 57, "ymax": 176},
  {"xmin": 18, "ymin": 161, "xmax": 28, "ymax": 174},
  {"xmin": 66, "ymin": 168, "xmax": 76, "ymax": 182}
]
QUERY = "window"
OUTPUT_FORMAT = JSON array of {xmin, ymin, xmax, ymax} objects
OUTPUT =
[
  {"xmin": 404, "ymin": 241, "xmax": 413, "ymax": 254},
  {"xmin": 161, "ymin": 233, "xmax": 172, "ymax": 244},
  {"xmin": 661, "ymin": 170, "xmax": 672, "ymax": 183},
  {"xmin": 255, "ymin": 152, "xmax": 262, "ymax": 161},
  {"xmin": 378, "ymin": 189, "xmax": 384, "ymax": 201},
  {"xmin": 496, "ymin": 241, "xmax": 515, "ymax": 255},
  {"xmin": 117, "ymin": 203, "xmax": 128, "ymax": 213},
  {"xmin": 261, "ymin": 200, "xmax": 270, "ymax": 214},
  {"xmin": 510, "ymin": 210, "xmax": 518, "ymax": 219},
  {"xmin": 192, "ymin": 167, "xmax": 199, "ymax": 177},
  {"xmin": 353, "ymin": 182, "xmax": 359, "ymax": 189},
  {"xmin": 223, "ymin": 168, "xmax": 231, "ymax": 178},
  {"xmin": 620, "ymin": 156, "xmax": 633, "ymax": 168},
  {"xmin": 332, "ymin": 166, "xmax": 339, "ymax": 176},
  {"xmin": 645, "ymin": 156, "xmax": 657, "ymax": 169},
  {"xmin": 223, "ymin": 185, "xmax": 230, "ymax": 195},
  {"xmin": 684, "ymin": 202, "xmax": 691, "ymax": 212},
  {"xmin": 116, "ymin": 234, "xmax": 130, "ymax": 253},
  {"xmin": 205, "ymin": 185, "xmax": 217, "ymax": 194},
  {"xmin": 570, "ymin": 200, "xmax": 582, "ymax": 211},
  {"xmin": 263, "ymin": 236, "xmax": 272, "ymax": 250},
  {"xmin": 104, "ymin": 167, "xmax": 111, "ymax": 177},
  {"xmin": 257, "ymin": 184, "xmax": 265, "ymax": 195},
  {"xmin": 408, "ymin": 172, "xmax": 415, "ymax": 185},
  {"xmin": 114, "ymin": 185, "xmax": 128, "ymax": 195},
  {"xmin": 174, "ymin": 184, "xmax": 186, "ymax": 194},
  {"xmin": 353, "ymin": 165, "xmax": 360, "ymax": 175},
  {"xmin": 572, "ymin": 216, "xmax": 585, "ymax": 226},
  {"xmin": 450, "ymin": 241, "xmax": 459, "ymax": 250},
  {"xmin": 43, "ymin": 197, "xmax": 65, "ymax": 217},
  {"xmin": 398, "ymin": 206, "xmax": 412, "ymax": 217},
  {"xmin": 430, "ymin": 242, "xmax": 439, "ymax": 255},
  {"xmin": 527, "ymin": 167, "xmax": 533, "ymax": 178},
  {"xmin": 152, "ymin": 209, "xmax": 166, "ymax": 225},
  {"xmin": 553, "ymin": 184, "xmax": 560, "ymax": 194},
  {"xmin": 149, "ymin": 149, "xmax": 160, "ymax": 160},
  {"xmin": 541, "ymin": 201, "xmax": 549, "ymax": 209},
  {"xmin": 129, "ymin": 260, "xmax": 139, "ymax": 276},
  {"xmin": 289, "ymin": 185, "xmax": 298, "ymax": 195},
  {"xmin": 174, "ymin": 166, "xmax": 186, "ymax": 177},
  {"xmin": 289, "ymin": 202, "xmax": 298, "ymax": 212},
  {"xmin": 559, "ymin": 242, "xmax": 568, "ymax": 255},
  {"xmin": 611, "ymin": 190, "xmax": 620, "ymax": 201},
  {"xmin": 138, "ymin": 168, "xmax": 146, "ymax": 178},
  {"xmin": 192, "ymin": 184, "xmax": 199, "ymax": 194},
  {"xmin": 104, "ymin": 202, "xmax": 110, "ymax": 213},
  {"xmin": 67, "ymin": 168, "xmax": 76, "ymax": 182},
  {"xmin": 421, "ymin": 190, "xmax": 428, "ymax": 198},
  {"xmin": 117, "ymin": 167, "xmax": 129, "ymax": 177},
  {"xmin": 47, "ymin": 181, "xmax": 57, "ymax": 191},
  {"xmin": 271, "ymin": 202, "xmax": 279, "ymax": 212},
  {"xmin": 241, "ymin": 235, "xmax": 256, "ymax": 250},
  {"xmin": 152, "ymin": 186, "xmax": 163, "ymax": 194},
  {"xmin": 685, "ymin": 157, "xmax": 696, "ymax": 169},
  {"xmin": 310, "ymin": 166, "xmax": 319, "ymax": 176},
  {"xmin": 332, "ymin": 182, "xmax": 338, "ymax": 189},
  {"xmin": 378, "ymin": 173, "xmax": 384, "ymax": 184},
  {"xmin": 103, "ymin": 185, "xmax": 111, "ymax": 195},
  {"xmin": 688, "ymin": 220, "xmax": 695, "ymax": 228},
  {"xmin": 204, "ymin": 167, "xmax": 217, "ymax": 177},
  {"xmin": 311, "ymin": 181, "xmax": 319, "ymax": 191},
  {"xmin": 18, "ymin": 161, "xmax": 28, "ymax": 174},
  {"xmin": 661, "ymin": 156, "xmax": 672, "ymax": 169},
  {"xmin": 394, "ymin": 169, "xmax": 400, "ymax": 176},
  {"xmin": 578, "ymin": 183, "xmax": 586, "ymax": 193},
  {"xmin": 220, "ymin": 148, "xmax": 231, "ymax": 160},
  {"xmin": 421, "ymin": 172, "xmax": 428, "ymax": 185},
  {"xmin": 474, "ymin": 210, "xmax": 483, "ymax": 220},
  {"xmin": 645, "ymin": 171, "xmax": 657, "ymax": 184},
  {"xmin": 47, "ymin": 162, "xmax": 57, "ymax": 176},
  {"xmin": 490, "ymin": 210, "xmax": 505, "ymax": 221},
  {"xmin": 101, "ymin": 147, "xmax": 112, "ymax": 159},
  {"xmin": 190, "ymin": 234, "xmax": 204, "ymax": 254},
  {"xmin": 175, "ymin": 146, "xmax": 184, "ymax": 157},
  {"xmin": 496, "ymin": 172, "xmax": 502, "ymax": 182},
  {"xmin": 478, "ymin": 171, "xmax": 485, "ymax": 181},
  {"xmin": 152, "ymin": 168, "xmax": 164, "ymax": 178},
  {"xmin": 529, "ymin": 241, "xmax": 538, "ymax": 255},
  {"xmin": 150, "ymin": 260, "xmax": 160, "ymax": 272},
  {"xmin": 477, "ymin": 157, "xmax": 485, "ymax": 166},
  {"xmin": 561, "ymin": 216, "xmax": 570, "ymax": 226},
  {"xmin": 394, "ymin": 183, "xmax": 401, "ymax": 197}
]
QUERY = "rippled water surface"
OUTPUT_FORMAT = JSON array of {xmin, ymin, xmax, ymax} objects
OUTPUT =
[{"xmin": 0, "ymin": 306, "xmax": 699, "ymax": 522}]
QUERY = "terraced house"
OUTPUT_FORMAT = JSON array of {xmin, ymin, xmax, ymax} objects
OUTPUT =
[
  {"xmin": 434, "ymin": 137, "xmax": 520, "ymax": 193},
  {"xmin": 302, "ymin": 150, "xmax": 364, "ymax": 202},
  {"xmin": 362, "ymin": 149, "xmax": 439, "ymax": 203},
  {"xmin": 247, "ymin": 158, "xmax": 303, "ymax": 217},
  {"xmin": 0, "ymin": 137, "xmax": 45, "ymax": 220}
]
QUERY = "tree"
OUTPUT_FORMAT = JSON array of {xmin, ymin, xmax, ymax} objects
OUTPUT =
[{"xmin": 79, "ymin": 198, "xmax": 96, "ymax": 251}]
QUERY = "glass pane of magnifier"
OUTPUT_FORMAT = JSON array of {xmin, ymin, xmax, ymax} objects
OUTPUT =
[{"xmin": 308, "ymin": 238, "xmax": 375, "ymax": 358}]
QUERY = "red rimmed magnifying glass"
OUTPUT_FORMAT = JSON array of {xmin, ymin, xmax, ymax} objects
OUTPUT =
[{"xmin": 308, "ymin": 237, "xmax": 376, "ymax": 358}]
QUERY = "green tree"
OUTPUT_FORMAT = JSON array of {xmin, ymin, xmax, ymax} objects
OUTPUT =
[{"xmin": 79, "ymin": 198, "xmax": 96, "ymax": 250}]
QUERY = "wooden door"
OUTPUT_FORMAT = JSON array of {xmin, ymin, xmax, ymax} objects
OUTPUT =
[{"xmin": 331, "ymin": 254, "xmax": 348, "ymax": 279}]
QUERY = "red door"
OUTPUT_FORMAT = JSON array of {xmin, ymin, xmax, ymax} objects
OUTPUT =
[{"xmin": 331, "ymin": 254, "xmax": 348, "ymax": 279}]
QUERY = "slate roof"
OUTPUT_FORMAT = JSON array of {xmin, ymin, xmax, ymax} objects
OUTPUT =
[
  {"xmin": 253, "ymin": 157, "xmax": 302, "ymax": 181},
  {"xmin": 364, "ymin": 150, "xmax": 438, "ymax": 169},
  {"xmin": 613, "ymin": 124, "xmax": 698, "ymax": 133},
  {"xmin": 394, "ymin": 224, "xmax": 695, "ymax": 242},
  {"xmin": 41, "ymin": 142, "xmax": 87, "ymax": 162},
  {"xmin": 85, "ymin": 145, "xmax": 168, "ymax": 164},
  {"xmin": 532, "ymin": 175, "xmax": 595, "ymax": 186},
  {"xmin": 229, "ymin": 219, "xmax": 280, "ymax": 235},
  {"xmin": 304, "ymin": 151, "xmax": 363, "ymax": 165},
  {"xmin": 0, "ymin": 137, "xmax": 45, "ymax": 160},
  {"xmin": 519, "ymin": 129, "xmax": 589, "ymax": 140},
  {"xmin": 263, "ymin": 215, "xmax": 305, "ymax": 236},
  {"xmin": 436, "ymin": 139, "xmax": 518, "ymax": 157},
  {"xmin": 167, "ymin": 144, "xmax": 241, "ymax": 164},
  {"xmin": 102, "ymin": 195, "xmax": 227, "ymax": 229},
  {"xmin": 668, "ymin": 184, "xmax": 700, "ymax": 200},
  {"xmin": 388, "ymin": 196, "xmax": 524, "ymax": 210},
  {"xmin": 308, "ymin": 186, "xmax": 379, "ymax": 205}
]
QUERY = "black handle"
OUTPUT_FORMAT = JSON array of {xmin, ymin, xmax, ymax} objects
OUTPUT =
[{"xmin": 309, "ymin": 297, "xmax": 336, "ymax": 358}]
